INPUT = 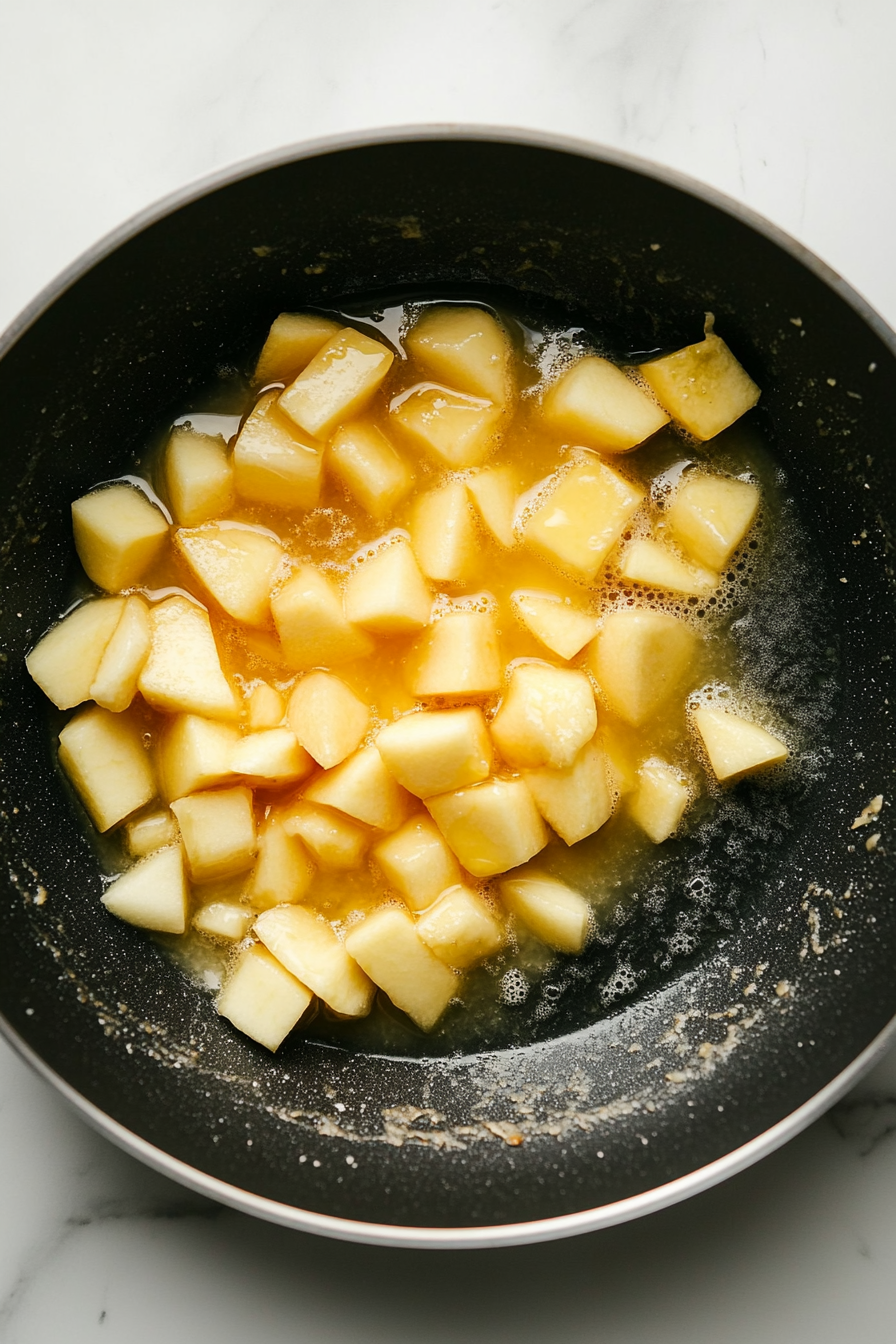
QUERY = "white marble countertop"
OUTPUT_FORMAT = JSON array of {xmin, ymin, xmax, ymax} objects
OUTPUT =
[{"xmin": 3, "ymin": 1, "xmax": 896, "ymax": 1338}]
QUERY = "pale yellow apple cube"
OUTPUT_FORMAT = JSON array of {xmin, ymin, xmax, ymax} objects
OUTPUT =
[
  {"xmin": 466, "ymin": 466, "xmax": 519, "ymax": 549},
  {"xmin": 193, "ymin": 900, "xmax": 252, "ymax": 941},
  {"xmin": 510, "ymin": 589, "xmax": 597, "ymax": 661},
  {"xmin": 416, "ymin": 885, "xmax": 505, "ymax": 968},
  {"xmin": 523, "ymin": 739, "xmax": 614, "ymax": 845},
  {"xmin": 498, "ymin": 871, "xmax": 589, "ymax": 953},
  {"xmin": 230, "ymin": 727, "xmax": 314, "ymax": 787},
  {"xmin": 343, "ymin": 537, "xmax": 432, "ymax": 633},
  {"xmin": 246, "ymin": 815, "xmax": 315, "ymax": 910},
  {"xmin": 158, "ymin": 714, "xmax": 240, "ymax": 803},
  {"xmin": 391, "ymin": 384, "xmax": 502, "ymax": 469},
  {"xmin": 217, "ymin": 942, "xmax": 313, "ymax": 1052},
  {"xmin": 639, "ymin": 332, "xmax": 760, "ymax": 440},
  {"xmin": 254, "ymin": 312, "xmax": 343, "ymax": 385},
  {"xmin": 667, "ymin": 473, "xmax": 761, "ymax": 571},
  {"xmin": 618, "ymin": 537, "xmax": 718, "ymax": 595},
  {"xmin": 125, "ymin": 807, "xmax": 178, "ymax": 857},
  {"xmin": 271, "ymin": 565, "xmax": 374, "ymax": 670},
  {"xmin": 58, "ymin": 705, "xmax": 156, "ymax": 832},
  {"xmin": 409, "ymin": 480, "xmax": 478, "ymax": 583},
  {"xmin": 426, "ymin": 778, "xmax": 548, "ymax": 877},
  {"xmin": 171, "ymin": 786, "xmax": 257, "ymax": 884},
  {"xmin": 589, "ymin": 610, "xmax": 698, "ymax": 727},
  {"xmin": 138, "ymin": 596, "xmax": 239, "ymax": 720},
  {"xmin": 407, "ymin": 611, "xmax": 502, "ymax": 700},
  {"xmin": 371, "ymin": 814, "xmax": 462, "ymax": 911},
  {"xmin": 286, "ymin": 671, "xmax": 369, "ymax": 769},
  {"xmin": 405, "ymin": 305, "xmax": 511, "ymax": 404},
  {"xmin": 174, "ymin": 524, "xmax": 284, "ymax": 626},
  {"xmin": 279, "ymin": 327, "xmax": 394, "ymax": 440},
  {"xmin": 102, "ymin": 843, "xmax": 188, "ymax": 934},
  {"xmin": 629, "ymin": 759, "xmax": 692, "ymax": 843},
  {"xmin": 89, "ymin": 595, "xmax": 152, "ymax": 713},
  {"xmin": 328, "ymin": 420, "xmax": 414, "ymax": 518},
  {"xmin": 344, "ymin": 906, "xmax": 457, "ymax": 1031},
  {"xmin": 255, "ymin": 905, "xmax": 374, "ymax": 1018},
  {"xmin": 523, "ymin": 457, "xmax": 645, "ymax": 581},
  {"xmin": 279, "ymin": 799, "xmax": 369, "ymax": 869},
  {"xmin": 305, "ymin": 745, "xmax": 411, "ymax": 831},
  {"xmin": 542, "ymin": 355, "xmax": 669, "ymax": 452},
  {"xmin": 246, "ymin": 681, "xmax": 285, "ymax": 730},
  {"xmin": 164, "ymin": 427, "xmax": 234, "ymax": 526},
  {"xmin": 233, "ymin": 390, "xmax": 324, "ymax": 512},
  {"xmin": 693, "ymin": 706, "xmax": 788, "ymax": 782},
  {"xmin": 71, "ymin": 483, "xmax": 169, "ymax": 592},
  {"xmin": 491, "ymin": 663, "xmax": 597, "ymax": 770},
  {"xmin": 26, "ymin": 596, "xmax": 125, "ymax": 710},
  {"xmin": 375, "ymin": 707, "xmax": 492, "ymax": 798}
]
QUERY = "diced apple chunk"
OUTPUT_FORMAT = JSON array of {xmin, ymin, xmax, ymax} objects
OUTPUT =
[
  {"xmin": 102, "ymin": 843, "xmax": 188, "ymax": 934},
  {"xmin": 26, "ymin": 597, "xmax": 125, "ymax": 710},
  {"xmin": 693, "ymin": 706, "xmax": 788, "ymax": 781},
  {"xmin": 138, "ymin": 596, "xmax": 239, "ymax": 720},
  {"xmin": 343, "ymin": 536, "xmax": 432, "ymax": 633},
  {"xmin": 523, "ymin": 457, "xmax": 645, "ymax": 581},
  {"xmin": 126, "ymin": 807, "xmax": 178, "ymax": 857},
  {"xmin": 158, "ymin": 714, "xmax": 240, "ymax": 802},
  {"xmin": 255, "ymin": 905, "xmax": 374, "ymax": 1018},
  {"xmin": 405, "ymin": 306, "xmax": 511, "ymax": 404},
  {"xmin": 233, "ymin": 390, "xmax": 324, "ymax": 512},
  {"xmin": 71, "ymin": 483, "xmax": 169, "ymax": 592},
  {"xmin": 164, "ymin": 427, "xmax": 234, "ymax": 526},
  {"xmin": 589, "ymin": 610, "xmax": 698, "ymax": 726},
  {"xmin": 426, "ymin": 778, "xmax": 548, "ymax": 877},
  {"xmin": 58, "ymin": 705, "xmax": 156, "ymax": 832},
  {"xmin": 466, "ymin": 466, "xmax": 519, "ymax": 548},
  {"xmin": 491, "ymin": 663, "xmax": 597, "ymax": 770},
  {"xmin": 498, "ymin": 871, "xmax": 589, "ymax": 953},
  {"xmin": 286, "ymin": 671, "xmax": 369, "ymax": 769},
  {"xmin": 171, "ymin": 786, "xmax": 257, "ymax": 884},
  {"xmin": 254, "ymin": 312, "xmax": 343, "ymax": 385},
  {"xmin": 639, "ymin": 331, "xmax": 761, "ymax": 440},
  {"xmin": 328, "ymin": 421, "xmax": 414, "ymax": 518},
  {"xmin": 510, "ymin": 589, "xmax": 597, "ymax": 661},
  {"xmin": 279, "ymin": 327, "xmax": 394, "ymax": 440},
  {"xmin": 372, "ymin": 814, "xmax": 462, "ymax": 911},
  {"xmin": 279, "ymin": 799, "xmax": 369, "ymax": 869},
  {"xmin": 629, "ymin": 759, "xmax": 691, "ymax": 843},
  {"xmin": 416, "ymin": 885, "xmax": 505, "ymax": 968},
  {"xmin": 407, "ymin": 611, "xmax": 502, "ymax": 700},
  {"xmin": 667, "ymin": 473, "xmax": 761, "ymax": 571},
  {"xmin": 88, "ymin": 595, "xmax": 151, "ymax": 713},
  {"xmin": 246, "ymin": 815, "xmax": 315, "ymax": 909},
  {"xmin": 391, "ymin": 383, "xmax": 502, "ymax": 469},
  {"xmin": 230, "ymin": 727, "xmax": 313, "ymax": 787},
  {"xmin": 523, "ymin": 739, "xmax": 614, "ymax": 845},
  {"xmin": 193, "ymin": 900, "xmax": 252, "ymax": 941},
  {"xmin": 344, "ymin": 906, "xmax": 457, "ymax": 1031},
  {"xmin": 246, "ymin": 681, "xmax": 285, "ymax": 730},
  {"xmin": 271, "ymin": 565, "xmax": 374, "ymax": 670},
  {"xmin": 174, "ymin": 524, "xmax": 283, "ymax": 626},
  {"xmin": 376, "ymin": 707, "xmax": 492, "ymax": 798},
  {"xmin": 217, "ymin": 942, "xmax": 313, "ymax": 1052},
  {"xmin": 542, "ymin": 355, "xmax": 669, "ymax": 452},
  {"xmin": 409, "ymin": 480, "xmax": 478, "ymax": 583},
  {"xmin": 618, "ymin": 537, "xmax": 718, "ymax": 595},
  {"xmin": 305, "ymin": 745, "xmax": 411, "ymax": 831}
]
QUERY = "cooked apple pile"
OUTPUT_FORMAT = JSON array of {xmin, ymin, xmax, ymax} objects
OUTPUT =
[{"xmin": 26, "ymin": 304, "xmax": 789, "ymax": 1049}]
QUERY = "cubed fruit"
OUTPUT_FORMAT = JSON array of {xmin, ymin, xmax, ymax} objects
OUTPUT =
[
  {"xmin": 371, "ymin": 814, "xmax": 462, "ymax": 911},
  {"xmin": 246, "ymin": 815, "xmax": 315, "ymax": 910},
  {"xmin": 102, "ymin": 843, "xmax": 188, "ymax": 934},
  {"xmin": 26, "ymin": 597, "xmax": 125, "ymax": 710},
  {"xmin": 230, "ymin": 727, "xmax": 314, "ymax": 787},
  {"xmin": 542, "ymin": 355, "xmax": 669, "ymax": 452},
  {"xmin": 254, "ymin": 312, "xmax": 343, "ymax": 385},
  {"xmin": 667, "ymin": 472, "xmax": 761, "ymax": 570},
  {"xmin": 125, "ymin": 807, "xmax": 178, "ymax": 857},
  {"xmin": 523, "ymin": 739, "xmax": 614, "ymax": 845},
  {"xmin": 164, "ymin": 426, "xmax": 234, "ymax": 526},
  {"xmin": 629, "ymin": 759, "xmax": 691, "ymax": 843},
  {"xmin": 491, "ymin": 663, "xmax": 597, "ymax": 770},
  {"xmin": 344, "ymin": 906, "xmax": 457, "ymax": 1031},
  {"xmin": 618, "ymin": 537, "xmax": 718, "ymax": 595},
  {"xmin": 390, "ymin": 384, "xmax": 502, "ymax": 469},
  {"xmin": 193, "ymin": 900, "xmax": 252, "ymax": 941},
  {"xmin": 498, "ymin": 871, "xmax": 590, "ymax": 954},
  {"xmin": 343, "ymin": 536, "xmax": 432, "ymax": 633},
  {"xmin": 466, "ymin": 466, "xmax": 519, "ymax": 549},
  {"xmin": 692, "ymin": 705, "xmax": 788, "ymax": 782},
  {"xmin": 58, "ymin": 705, "xmax": 156, "ymax": 832},
  {"xmin": 405, "ymin": 305, "xmax": 511, "ymax": 404},
  {"xmin": 233, "ymin": 390, "xmax": 324, "ymax": 512},
  {"xmin": 171, "ymin": 786, "xmax": 257, "ymax": 884},
  {"xmin": 271, "ymin": 565, "xmax": 374, "ymax": 670},
  {"xmin": 71, "ymin": 483, "xmax": 169, "ymax": 592},
  {"xmin": 89, "ymin": 595, "xmax": 152, "ymax": 713},
  {"xmin": 409, "ymin": 480, "xmax": 478, "ymax": 583},
  {"xmin": 279, "ymin": 327, "xmax": 394, "ymax": 440},
  {"xmin": 426, "ymin": 778, "xmax": 548, "ymax": 877},
  {"xmin": 600, "ymin": 720, "xmax": 640, "ymax": 798},
  {"xmin": 305, "ymin": 745, "xmax": 411, "ymax": 831},
  {"xmin": 279, "ymin": 799, "xmax": 369, "ymax": 869},
  {"xmin": 158, "ymin": 714, "xmax": 240, "ymax": 803},
  {"xmin": 407, "ymin": 611, "xmax": 502, "ymax": 700},
  {"xmin": 523, "ymin": 457, "xmax": 645, "ymax": 581},
  {"xmin": 138, "ymin": 596, "xmax": 239, "ymax": 720},
  {"xmin": 328, "ymin": 420, "xmax": 414, "ymax": 518},
  {"xmin": 639, "ymin": 331, "xmax": 761, "ymax": 440},
  {"xmin": 416, "ymin": 885, "xmax": 505, "ymax": 968},
  {"xmin": 255, "ymin": 905, "xmax": 374, "ymax": 1018},
  {"xmin": 510, "ymin": 589, "xmax": 597, "ymax": 661},
  {"xmin": 286, "ymin": 671, "xmax": 369, "ymax": 769},
  {"xmin": 589, "ymin": 610, "xmax": 698, "ymax": 727},
  {"xmin": 217, "ymin": 942, "xmax": 313, "ymax": 1052},
  {"xmin": 246, "ymin": 681, "xmax": 285, "ymax": 730},
  {"xmin": 174, "ymin": 524, "xmax": 284, "ymax": 626},
  {"xmin": 375, "ymin": 707, "xmax": 492, "ymax": 798}
]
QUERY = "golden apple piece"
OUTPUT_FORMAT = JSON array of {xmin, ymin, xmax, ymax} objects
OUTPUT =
[
  {"xmin": 344, "ymin": 906, "xmax": 458, "ymax": 1031},
  {"xmin": 88, "ymin": 594, "xmax": 152, "ymax": 713},
  {"xmin": 246, "ymin": 681, "xmax": 285, "ymax": 730},
  {"xmin": 233, "ymin": 390, "xmax": 324, "ymax": 512},
  {"xmin": 693, "ymin": 705, "xmax": 788, "ymax": 782},
  {"xmin": 629, "ymin": 759, "xmax": 691, "ymax": 843},
  {"xmin": 491, "ymin": 662, "xmax": 597, "ymax": 770},
  {"xmin": 376, "ymin": 707, "xmax": 492, "ymax": 798},
  {"xmin": 278, "ymin": 799, "xmax": 369, "ymax": 869},
  {"xmin": 466, "ymin": 465, "xmax": 519, "ymax": 549},
  {"xmin": 523, "ymin": 739, "xmax": 614, "ymax": 845},
  {"xmin": 158, "ymin": 714, "xmax": 240, "ymax": 802},
  {"xmin": 171, "ymin": 785, "xmax": 257, "ymax": 884},
  {"xmin": 254, "ymin": 312, "xmax": 343, "ymax": 385},
  {"xmin": 125, "ymin": 806, "xmax": 178, "ymax": 857},
  {"xmin": 343, "ymin": 536, "xmax": 432, "ymax": 634},
  {"xmin": 271, "ymin": 564, "xmax": 374, "ymax": 670},
  {"xmin": 174, "ymin": 524, "xmax": 284, "ymax": 626},
  {"xmin": 405, "ymin": 305, "xmax": 512, "ymax": 404},
  {"xmin": 409, "ymin": 480, "xmax": 478, "ymax": 583},
  {"xmin": 390, "ymin": 383, "xmax": 502, "ymax": 469},
  {"xmin": 58, "ymin": 705, "xmax": 156, "ymax": 832},
  {"xmin": 371, "ymin": 814, "xmax": 462, "ymax": 912},
  {"xmin": 510, "ymin": 589, "xmax": 597, "ymax": 661},
  {"xmin": 416, "ymin": 885, "xmax": 505, "ymax": 969},
  {"xmin": 286, "ymin": 671, "xmax": 369, "ymax": 769},
  {"xmin": 498, "ymin": 871, "xmax": 590, "ymax": 954},
  {"xmin": 589, "ymin": 610, "xmax": 698, "ymax": 727},
  {"xmin": 26, "ymin": 596, "xmax": 125, "ymax": 710},
  {"xmin": 164, "ymin": 426, "xmax": 234, "ymax": 526},
  {"xmin": 639, "ymin": 331, "xmax": 761, "ymax": 440},
  {"xmin": 102, "ymin": 843, "xmax": 188, "ymax": 934},
  {"xmin": 246, "ymin": 815, "xmax": 315, "ymax": 910},
  {"xmin": 71, "ymin": 483, "xmax": 169, "ymax": 592},
  {"xmin": 328, "ymin": 420, "xmax": 414, "ymax": 518},
  {"xmin": 618, "ymin": 537, "xmax": 718, "ymax": 595},
  {"xmin": 667, "ymin": 473, "xmax": 761, "ymax": 571},
  {"xmin": 193, "ymin": 900, "xmax": 253, "ymax": 941},
  {"xmin": 542, "ymin": 355, "xmax": 669, "ymax": 452},
  {"xmin": 407, "ymin": 610, "xmax": 502, "ymax": 700},
  {"xmin": 255, "ymin": 905, "xmax": 374, "ymax": 1018},
  {"xmin": 279, "ymin": 326, "xmax": 394, "ymax": 440},
  {"xmin": 523, "ymin": 457, "xmax": 645, "ymax": 581},
  {"xmin": 139, "ymin": 596, "xmax": 239, "ymax": 720},
  {"xmin": 230, "ymin": 727, "xmax": 314, "ymax": 787},
  {"xmin": 426, "ymin": 778, "xmax": 548, "ymax": 877},
  {"xmin": 217, "ymin": 942, "xmax": 313, "ymax": 1052},
  {"xmin": 304, "ymin": 745, "xmax": 411, "ymax": 832}
]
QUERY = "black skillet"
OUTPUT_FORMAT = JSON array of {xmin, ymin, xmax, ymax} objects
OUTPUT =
[{"xmin": 1, "ymin": 129, "xmax": 894, "ymax": 1247}]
